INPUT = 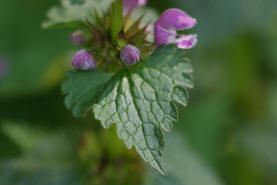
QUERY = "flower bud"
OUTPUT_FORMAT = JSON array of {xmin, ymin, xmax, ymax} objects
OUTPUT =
[
  {"xmin": 70, "ymin": 30, "xmax": 85, "ymax": 46},
  {"xmin": 72, "ymin": 49, "xmax": 95, "ymax": 70},
  {"xmin": 120, "ymin": 44, "xmax": 140, "ymax": 65}
]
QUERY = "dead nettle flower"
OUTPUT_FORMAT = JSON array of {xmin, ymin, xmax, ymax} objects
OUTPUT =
[
  {"xmin": 120, "ymin": 44, "xmax": 140, "ymax": 64},
  {"xmin": 70, "ymin": 2, "xmax": 197, "ymax": 71},
  {"xmin": 122, "ymin": 0, "xmax": 147, "ymax": 15},
  {"xmin": 154, "ymin": 8, "xmax": 197, "ymax": 49},
  {"xmin": 70, "ymin": 30, "xmax": 85, "ymax": 46},
  {"xmin": 72, "ymin": 49, "xmax": 96, "ymax": 70}
]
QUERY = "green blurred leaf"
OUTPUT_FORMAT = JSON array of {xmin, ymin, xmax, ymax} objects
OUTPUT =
[
  {"xmin": 144, "ymin": 133, "xmax": 224, "ymax": 185},
  {"xmin": 0, "ymin": 122, "xmax": 76, "ymax": 161},
  {"xmin": 238, "ymin": 125, "xmax": 277, "ymax": 170},
  {"xmin": 0, "ymin": 130, "xmax": 22, "ymax": 158},
  {"xmin": 0, "ymin": 1, "xmax": 71, "ymax": 98},
  {"xmin": 0, "ymin": 164, "xmax": 81, "ymax": 185},
  {"xmin": 0, "ymin": 121, "xmax": 81, "ymax": 185},
  {"xmin": 179, "ymin": 93, "xmax": 231, "ymax": 167},
  {"xmin": 62, "ymin": 45, "xmax": 193, "ymax": 174},
  {"xmin": 42, "ymin": 0, "xmax": 114, "ymax": 29},
  {"xmin": 110, "ymin": 0, "xmax": 123, "ymax": 43},
  {"xmin": 1, "ymin": 121, "xmax": 43, "ymax": 151}
]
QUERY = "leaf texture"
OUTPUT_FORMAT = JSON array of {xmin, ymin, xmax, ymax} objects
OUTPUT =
[
  {"xmin": 62, "ymin": 45, "xmax": 193, "ymax": 174},
  {"xmin": 42, "ymin": 0, "xmax": 113, "ymax": 29}
]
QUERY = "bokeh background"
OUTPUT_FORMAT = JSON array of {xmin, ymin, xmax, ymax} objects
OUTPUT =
[{"xmin": 0, "ymin": 0, "xmax": 277, "ymax": 185}]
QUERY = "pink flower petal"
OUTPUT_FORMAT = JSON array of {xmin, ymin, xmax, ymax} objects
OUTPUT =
[
  {"xmin": 138, "ymin": 0, "xmax": 147, "ymax": 6},
  {"xmin": 157, "ymin": 8, "xmax": 196, "ymax": 30},
  {"xmin": 175, "ymin": 34, "xmax": 198, "ymax": 49},
  {"xmin": 154, "ymin": 22, "xmax": 177, "ymax": 46}
]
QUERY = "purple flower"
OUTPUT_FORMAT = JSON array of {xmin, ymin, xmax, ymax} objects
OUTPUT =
[
  {"xmin": 70, "ymin": 30, "xmax": 85, "ymax": 46},
  {"xmin": 120, "ymin": 44, "xmax": 140, "ymax": 64},
  {"xmin": 154, "ymin": 24, "xmax": 176, "ymax": 46},
  {"xmin": 72, "ymin": 49, "xmax": 96, "ymax": 70},
  {"xmin": 122, "ymin": 0, "xmax": 147, "ymax": 16},
  {"xmin": 156, "ymin": 8, "xmax": 196, "ymax": 30},
  {"xmin": 154, "ymin": 8, "xmax": 197, "ymax": 49}
]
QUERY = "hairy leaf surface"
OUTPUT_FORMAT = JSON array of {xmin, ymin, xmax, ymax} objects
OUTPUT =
[
  {"xmin": 42, "ymin": 0, "xmax": 113, "ymax": 28},
  {"xmin": 62, "ymin": 45, "xmax": 193, "ymax": 174}
]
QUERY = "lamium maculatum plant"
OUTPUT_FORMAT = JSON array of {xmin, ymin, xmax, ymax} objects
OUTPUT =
[{"xmin": 43, "ymin": 0, "xmax": 197, "ymax": 175}]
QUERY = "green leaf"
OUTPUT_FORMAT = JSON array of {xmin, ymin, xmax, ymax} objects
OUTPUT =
[
  {"xmin": 42, "ymin": 0, "xmax": 113, "ymax": 29},
  {"xmin": 62, "ymin": 45, "xmax": 193, "ymax": 174},
  {"xmin": 63, "ymin": 70, "xmax": 113, "ymax": 116},
  {"xmin": 110, "ymin": 0, "xmax": 123, "ymax": 43},
  {"xmin": 144, "ymin": 133, "xmax": 224, "ymax": 185}
]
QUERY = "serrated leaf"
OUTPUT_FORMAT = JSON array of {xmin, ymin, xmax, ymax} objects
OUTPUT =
[
  {"xmin": 62, "ymin": 45, "xmax": 193, "ymax": 174},
  {"xmin": 42, "ymin": 0, "xmax": 114, "ymax": 29},
  {"xmin": 110, "ymin": 0, "xmax": 123, "ymax": 43}
]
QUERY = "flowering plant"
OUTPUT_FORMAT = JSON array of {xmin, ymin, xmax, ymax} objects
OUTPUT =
[{"xmin": 44, "ymin": 0, "xmax": 197, "ymax": 174}]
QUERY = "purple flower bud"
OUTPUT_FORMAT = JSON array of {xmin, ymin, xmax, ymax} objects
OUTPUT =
[
  {"xmin": 120, "ymin": 44, "xmax": 140, "ymax": 64},
  {"xmin": 176, "ymin": 34, "xmax": 198, "ymax": 49},
  {"xmin": 72, "ymin": 49, "xmax": 95, "ymax": 70},
  {"xmin": 123, "ymin": 0, "xmax": 139, "ymax": 16},
  {"xmin": 70, "ymin": 31, "xmax": 85, "ymax": 46},
  {"xmin": 157, "ymin": 8, "xmax": 197, "ymax": 30}
]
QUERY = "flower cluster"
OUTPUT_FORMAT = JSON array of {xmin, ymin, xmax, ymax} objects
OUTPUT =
[{"xmin": 71, "ymin": 0, "xmax": 197, "ymax": 71}]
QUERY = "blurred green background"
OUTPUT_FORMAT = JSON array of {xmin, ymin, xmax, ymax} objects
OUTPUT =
[{"xmin": 0, "ymin": 0, "xmax": 277, "ymax": 185}]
